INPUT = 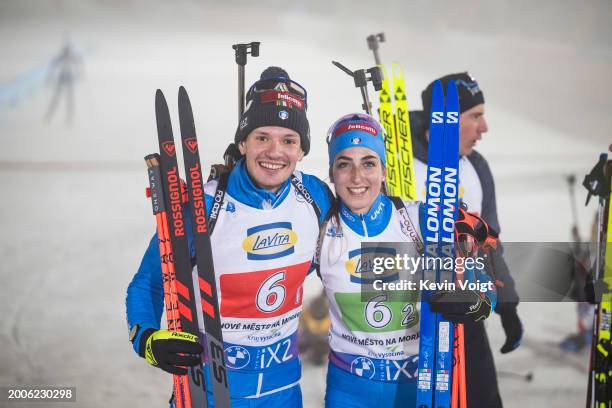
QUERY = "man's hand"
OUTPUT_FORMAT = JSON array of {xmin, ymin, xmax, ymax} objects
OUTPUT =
[
  {"xmin": 140, "ymin": 329, "xmax": 203, "ymax": 375},
  {"xmin": 497, "ymin": 306, "xmax": 523, "ymax": 354}
]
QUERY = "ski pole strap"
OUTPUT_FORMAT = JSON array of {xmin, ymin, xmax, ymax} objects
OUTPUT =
[
  {"xmin": 291, "ymin": 174, "xmax": 335, "ymax": 223},
  {"xmin": 291, "ymin": 174, "xmax": 336, "ymax": 278},
  {"xmin": 313, "ymin": 204, "xmax": 337, "ymax": 278},
  {"xmin": 290, "ymin": 175, "xmax": 322, "ymax": 222},
  {"xmin": 388, "ymin": 196, "xmax": 424, "ymax": 253},
  {"xmin": 207, "ymin": 171, "xmax": 230, "ymax": 236}
]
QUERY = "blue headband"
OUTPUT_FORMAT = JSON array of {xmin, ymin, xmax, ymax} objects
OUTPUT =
[{"xmin": 327, "ymin": 120, "xmax": 387, "ymax": 167}]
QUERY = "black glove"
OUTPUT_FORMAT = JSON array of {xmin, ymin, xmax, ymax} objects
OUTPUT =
[
  {"xmin": 428, "ymin": 290, "xmax": 492, "ymax": 324},
  {"xmin": 139, "ymin": 329, "xmax": 204, "ymax": 375},
  {"xmin": 497, "ymin": 306, "xmax": 523, "ymax": 354}
]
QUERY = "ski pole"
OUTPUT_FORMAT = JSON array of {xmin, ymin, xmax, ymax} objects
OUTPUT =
[
  {"xmin": 582, "ymin": 152, "xmax": 611, "ymax": 408},
  {"xmin": 331, "ymin": 60, "xmax": 381, "ymax": 114},
  {"xmin": 232, "ymin": 42, "xmax": 260, "ymax": 120},
  {"xmin": 225, "ymin": 42, "xmax": 260, "ymax": 169},
  {"xmin": 145, "ymin": 154, "xmax": 193, "ymax": 408},
  {"xmin": 366, "ymin": 32, "xmax": 385, "ymax": 65},
  {"xmin": 497, "ymin": 370, "xmax": 534, "ymax": 383},
  {"xmin": 567, "ymin": 174, "xmax": 579, "ymax": 231}
]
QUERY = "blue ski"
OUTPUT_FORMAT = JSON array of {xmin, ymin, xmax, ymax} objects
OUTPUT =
[
  {"xmin": 416, "ymin": 80, "xmax": 445, "ymax": 407},
  {"xmin": 433, "ymin": 80, "xmax": 460, "ymax": 407},
  {"xmin": 416, "ymin": 80, "xmax": 460, "ymax": 408}
]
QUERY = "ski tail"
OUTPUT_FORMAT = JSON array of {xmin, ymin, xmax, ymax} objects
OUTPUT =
[
  {"xmin": 153, "ymin": 89, "xmax": 208, "ymax": 408},
  {"xmin": 178, "ymin": 86, "xmax": 231, "ymax": 408},
  {"xmin": 390, "ymin": 63, "xmax": 417, "ymax": 201},
  {"xmin": 378, "ymin": 64, "xmax": 402, "ymax": 197}
]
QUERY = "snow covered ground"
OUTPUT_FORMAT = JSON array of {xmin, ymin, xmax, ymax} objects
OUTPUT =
[{"xmin": 1, "ymin": 1, "xmax": 610, "ymax": 406}]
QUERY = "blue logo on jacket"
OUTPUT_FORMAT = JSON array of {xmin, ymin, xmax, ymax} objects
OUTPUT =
[
  {"xmin": 225, "ymin": 345, "xmax": 250, "ymax": 369},
  {"xmin": 345, "ymin": 247, "xmax": 398, "ymax": 284},
  {"xmin": 351, "ymin": 357, "xmax": 376, "ymax": 379}
]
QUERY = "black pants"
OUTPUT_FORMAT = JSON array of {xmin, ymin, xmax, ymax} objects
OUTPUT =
[{"xmin": 464, "ymin": 320, "xmax": 503, "ymax": 408}]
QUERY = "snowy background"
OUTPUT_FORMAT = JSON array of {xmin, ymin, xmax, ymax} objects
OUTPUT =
[{"xmin": 1, "ymin": 0, "xmax": 610, "ymax": 406}]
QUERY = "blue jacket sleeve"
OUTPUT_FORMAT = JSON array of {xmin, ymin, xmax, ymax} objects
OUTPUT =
[
  {"xmin": 126, "ymin": 190, "xmax": 207, "ymax": 356},
  {"xmin": 468, "ymin": 151, "xmax": 519, "ymax": 311},
  {"xmin": 126, "ymin": 233, "xmax": 165, "ymax": 355}
]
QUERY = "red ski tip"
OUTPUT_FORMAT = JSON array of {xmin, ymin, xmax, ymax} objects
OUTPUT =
[{"xmin": 145, "ymin": 187, "xmax": 151, "ymax": 198}]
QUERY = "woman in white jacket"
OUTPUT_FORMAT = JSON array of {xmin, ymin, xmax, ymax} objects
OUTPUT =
[{"xmin": 319, "ymin": 113, "xmax": 497, "ymax": 407}]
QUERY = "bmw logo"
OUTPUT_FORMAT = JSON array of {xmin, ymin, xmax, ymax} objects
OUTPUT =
[
  {"xmin": 225, "ymin": 345, "xmax": 251, "ymax": 369},
  {"xmin": 279, "ymin": 110, "xmax": 289, "ymax": 120},
  {"xmin": 350, "ymin": 137, "xmax": 361, "ymax": 144},
  {"xmin": 350, "ymin": 357, "xmax": 376, "ymax": 379}
]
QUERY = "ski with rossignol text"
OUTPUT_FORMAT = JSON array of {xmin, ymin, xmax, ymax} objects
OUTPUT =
[
  {"xmin": 144, "ymin": 153, "xmax": 193, "ymax": 408},
  {"xmin": 178, "ymin": 86, "xmax": 231, "ymax": 407},
  {"xmin": 415, "ymin": 80, "xmax": 460, "ymax": 408},
  {"xmin": 152, "ymin": 89, "xmax": 211, "ymax": 408}
]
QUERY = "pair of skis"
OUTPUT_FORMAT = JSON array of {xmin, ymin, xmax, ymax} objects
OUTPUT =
[
  {"xmin": 416, "ymin": 80, "xmax": 465, "ymax": 408},
  {"xmin": 365, "ymin": 33, "xmax": 416, "ymax": 201},
  {"xmin": 145, "ymin": 87, "xmax": 230, "ymax": 408},
  {"xmin": 584, "ymin": 153, "xmax": 612, "ymax": 407},
  {"xmin": 365, "ymin": 34, "xmax": 465, "ymax": 407},
  {"xmin": 377, "ymin": 63, "xmax": 417, "ymax": 201}
]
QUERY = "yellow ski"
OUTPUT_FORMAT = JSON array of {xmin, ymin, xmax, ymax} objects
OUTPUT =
[
  {"xmin": 589, "ymin": 156, "xmax": 612, "ymax": 407},
  {"xmin": 391, "ymin": 62, "xmax": 417, "ymax": 201},
  {"xmin": 378, "ymin": 64, "xmax": 401, "ymax": 198}
]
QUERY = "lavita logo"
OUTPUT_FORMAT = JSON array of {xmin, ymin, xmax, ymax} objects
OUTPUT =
[
  {"xmin": 345, "ymin": 247, "xmax": 398, "ymax": 284},
  {"xmin": 242, "ymin": 222, "xmax": 297, "ymax": 260}
]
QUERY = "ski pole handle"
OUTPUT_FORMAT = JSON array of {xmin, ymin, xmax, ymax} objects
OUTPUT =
[
  {"xmin": 332, "ymin": 61, "xmax": 382, "ymax": 114},
  {"xmin": 232, "ymin": 42, "xmax": 260, "ymax": 119},
  {"xmin": 366, "ymin": 32, "xmax": 385, "ymax": 65}
]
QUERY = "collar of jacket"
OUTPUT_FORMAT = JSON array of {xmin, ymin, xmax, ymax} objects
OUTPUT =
[
  {"xmin": 226, "ymin": 159, "xmax": 291, "ymax": 209},
  {"xmin": 339, "ymin": 193, "xmax": 392, "ymax": 237}
]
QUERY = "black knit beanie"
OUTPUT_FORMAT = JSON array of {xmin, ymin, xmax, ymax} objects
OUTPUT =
[
  {"xmin": 234, "ymin": 67, "xmax": 310, "ymax": 155},
  {"xmin": 421, "ymin": 72, "xmax": 484, "ymax": 129}
]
